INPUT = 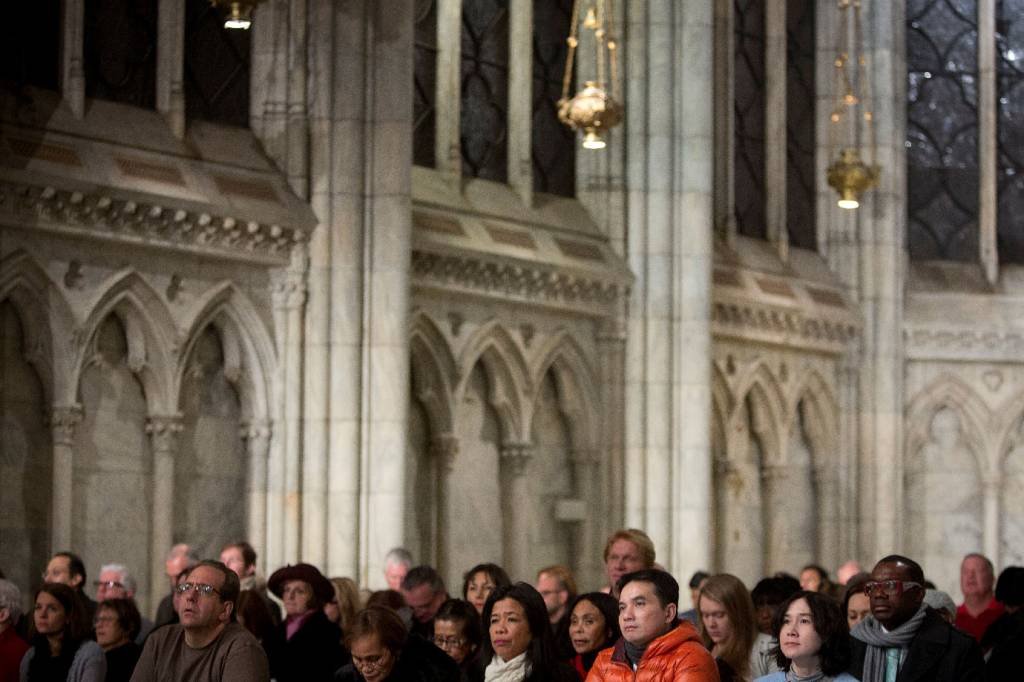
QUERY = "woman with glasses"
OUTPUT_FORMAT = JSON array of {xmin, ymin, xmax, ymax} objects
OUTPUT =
[
  {"xmin": 268, "ymin": 563, "xmax": 348, "ymax": 681},
  {"xmin": 431, "ymin": 599, "xmax": 483, "ymax": 677},
  {"xmin": 480, "ymin": 583, "xmax": 577, "ymax": 682},
  {"xmin": 334, "ymin": 606, "xmax": 460, "ymax": 682},
  {"xmin": 698, "ymin": 574, "xmax": 781, "ymax": 681},
  {"xmin": 753, "ymin": 591, "xmax": 856, "ymax": 682},
  {"xmin": 563, "ymin": 592, "xmax": 619, "ymax": 679},
  {"xmin": 93, "ymin": 599, "xmax": 141, "ymax": 682},
  {"xmin": 19, "ymin": 583, "xmax": 105, "ymax": 682},
  {"xmin": 463, "ymin": 564, "xmax": 512, "ymax": 615}
]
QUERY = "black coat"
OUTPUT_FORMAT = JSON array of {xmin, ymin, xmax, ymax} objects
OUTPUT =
[
  {"xmin": 847, "ymin": 608, "xmax": 984, "ymax": 682},
  {"xmin": 272, "ymin": 610, "xmax": 349, "ymax": 682},
  {"xmin": 986, "ymin": 610, "xmax": 1024, "ymax": 681},
  {"xmin": 335, "ymin": 633, "xmax": 459, "ymax": 682}
]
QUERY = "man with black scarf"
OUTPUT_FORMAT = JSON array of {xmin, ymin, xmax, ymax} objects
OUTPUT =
[{"xmin": 847, "ymin": 554, "xmax": 984, "ymax": 682}]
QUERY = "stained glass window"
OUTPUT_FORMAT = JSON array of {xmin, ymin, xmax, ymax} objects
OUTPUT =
[
  {"xmin": 414, "ymin": 0, "xmax": 438, "ymax": 168},
  {"xmin": 84, "ymin": 0, "xmax": 158, "ymax": 109},
  {"xmin": 786, "ymin": 0, "xmax": 816, "ymax": 251},
  {"xmin": 184, "ymin": 0, "xmax": 250, "ymax": 127},
  {"xmin": 997, "ymin": 0, "xmax": 1024, "ymax": 262},
  {"xmin": 531, "ymin": 0, "xmax": 575, "ymax": 197},
  {"xmin": 460, "ymin": 0, "xmax": 509, "ymax": 182},
  {"xmin": 906, "ymin": 0, "xmax": 979, "ymax": 261},
  {"xmin": 734, "ymin": 0, "xmax": 767, "ymax": 240},
  {"xmin": 0, "ymin": 2, "xmax": 60, "ymax": 92}
]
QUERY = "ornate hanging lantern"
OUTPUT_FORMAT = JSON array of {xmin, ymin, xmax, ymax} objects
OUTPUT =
[
  {"xmin": 210, "ymin": 1, "xmax": 260, "ymax": 30},
  {"xmin": 558, "ymin": 0, "xmax": 623, "ymax": 150},
  {"xmin": 826, "ymin": 0, "xmax": 880, "ymax": 209}
]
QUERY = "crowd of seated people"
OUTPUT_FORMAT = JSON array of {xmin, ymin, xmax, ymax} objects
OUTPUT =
[{"xmin": 0, "ymin": 531, "xmax": 1019, "ymax": 682}]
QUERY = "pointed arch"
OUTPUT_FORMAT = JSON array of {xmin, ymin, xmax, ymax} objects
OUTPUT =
[
  {"xmin": 905, "ymin": 375, "xmax": 991, "ymax": 476},
  {"xmin": 0, "ymin": 250, "xmax": 75, "ymax": 404},
  {"xmin": 409, "ymin": 311, "xmax": 457, "ymax": 436},
  {"xmin": 530, "ymin": 329, "xmax": 598, "ymax": 452},
  {"xmin": 789, "ymin": 369, "xmax": 839, "ymax": 468},
  {"xmin": 731, "ymin": 362, "xmax": 785, "ymax": 466},
  {"xmin": 455, "ymin": 321, "xmax": 531, "ymax": 443},
  {"xmin": 75, "ymin": 270, "xmax": 178, "ymax": 414},
  {"xmin": 175, "ymin": 282, "xmax": 276, "ymax": 422}
]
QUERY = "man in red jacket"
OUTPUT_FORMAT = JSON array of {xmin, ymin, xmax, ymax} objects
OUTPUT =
[{"xmin": 587, "ymin": 569, "xmax": 720, "ymax": 681}]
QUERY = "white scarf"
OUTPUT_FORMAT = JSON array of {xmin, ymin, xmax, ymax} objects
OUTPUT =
[{"xmin": 484, "ymin": 652, "xmax": 531, "ymax": 682}]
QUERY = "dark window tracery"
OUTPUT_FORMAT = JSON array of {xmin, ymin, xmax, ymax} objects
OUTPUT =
[
  {"xmin": 734, "ymin": 0, "xmax": 767, "ymax": 240},
  {"xmin": 906, "ymin": 0, "xmax": 979, "ymax": 261},
  {"xmin": 531, "ymin": 0, "xmax": 575, "ymax": 197},
  {"xmin": 0, "ymin": 2, "xmax": 60, "ymax": 92},
  {"xmin": 184, "ymin": 0, "xmax": 250, "ymax": 127},
  {"xmin": 997, "ymin": 0, "xmax": 1024, "ymax": 262},
  {"xmin": 786, "ymin": 0, "xmax": 816, "ymax": 251},
  {"xmin": 460, "ymin": 0, "xmax": 509, "ymax": 182},
  {"xmin": 415, "ymin": 0, "xmax": 439, "ymax": 168},
  {"xmin": 84, "ymin": 0, "xmax": 158, "ymax": 109}
]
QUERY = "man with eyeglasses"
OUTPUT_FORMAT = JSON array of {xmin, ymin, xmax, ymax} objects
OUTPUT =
[
  {"xmin": 95, "ymin": 562, "xmax": 155, "ymax": 643},
  {"xmin": 130, "ymin": 559, "xmax": 269, "ymax": 682},
  {"xmin": 847, "ymin": 554, "xmax": 984, "ymax": 682}
]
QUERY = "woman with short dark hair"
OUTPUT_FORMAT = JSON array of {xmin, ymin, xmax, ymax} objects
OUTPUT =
[
  {"xmin": 334, "ymin": 606, "xmax": 460, "ymax": 682},
  {"xmin": 20, "ymin": 583, "xmax": 105, "ymax": 682},
  {"xmin": 93, "ymin": 598, "xmax": 141, "ymax": 682},
  {"xmin": 462, "ymin": 564, "xmax": 512, "ymax": 615},
  {"xmin": 754, "ymin": 590, "xmax": 856, "ymax": 681},
  {"xmin": 480, "ymin": 583, "xmax": 577, "ymax": 682},
  {"xmin": 432, "ymin": 599, "xmax": 483, "ymax": 677},
  {"xmin": 562, "ymin": 592, "xmax": 620, "ymax": 679}
]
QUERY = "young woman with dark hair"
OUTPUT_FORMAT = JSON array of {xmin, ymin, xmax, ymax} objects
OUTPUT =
[
  {"xmin": 562, "ymin": 592, "xmax": 620, "ymax": 679},
  {"xmin": 754, "ymin": 590, "xmax": 856, "ymax": 682},
  {"xmin": 480, "ymin": 583, "xmax": 577, "ymax": 682},
  {"xmin": 463, "ymin": 564, "xmax": 513, "ymax": 615},
  {"xmin": 20, "ymin": 583, "xmax": 105, "ymax": 682}
]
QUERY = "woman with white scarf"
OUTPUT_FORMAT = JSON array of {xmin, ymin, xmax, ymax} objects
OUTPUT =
[
  {"xmin": 480, "ymin": 583, "xmax": 577, "ymax": 682},
  {"xmin": 754, "ymin": 591, "xmax": 858, "ymax": 682}
]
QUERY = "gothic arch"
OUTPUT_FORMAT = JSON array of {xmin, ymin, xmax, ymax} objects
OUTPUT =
[
  {"xmin": 529, "ymin": 330, "xmax": 598, "ymax": 453},
  {"xmin": 905, "ymin": 375, "xmax": 990, "ymax": 476},
  {"xmin": 175, "ymin": 282, "xmax": 276, "ymax": 423},
  {"xmin": 455, "ymin": 321, "xmax": 531, "ymax": 443},
  {"xmin": 409, "ymin": 312, "xmax": 456, "ymax": 437},
  {"xmin": 75, "ymin": 270, "xmax": 177, "ymax": 413},
  {"xmin": 788, "ymin": 369, "xmax": 838, "ymax": 468},
  {"xmin": 731, "ymin": 362, "xmax": 785, "ymax": 467},
  {"xmin": 0, "ymin": 251, "xmax": 74, "ymax": 405},
  {"xmin": 992, "ymin": 391, "xmax": 1024, "ymax": 473}
]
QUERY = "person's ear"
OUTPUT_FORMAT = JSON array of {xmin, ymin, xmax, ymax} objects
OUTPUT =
[
  {"xmin": 69, "ymin": 573, "xmax": 83, "ymax": 589},
  {"xmin": 221, "ymin": 601, "xmax": 234, "ymax": 623},
  {"xmin": 665, "ymin": 602, "xmax": 677, "ymax": 624}
]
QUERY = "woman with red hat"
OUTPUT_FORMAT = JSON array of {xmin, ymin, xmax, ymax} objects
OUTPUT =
[{"xmin": 268, "ymin": 563, "xmax": 349, "ymax": 681}]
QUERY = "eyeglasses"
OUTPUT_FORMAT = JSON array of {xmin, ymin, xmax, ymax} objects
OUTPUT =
[
  {"xmin": 93, "ymin": 580, "xmax": 125, "ymax": 590},
  {"xmin": 432, "ymin": 636, "xmax": 467, "ymax": 648},
  {"xmin": 175, "ymin": 582, "xmax": 222, "ymax": 598},
  {"xmin": 863, "ymin": 580, "xmax": 923, "ymax": 596},
  {"xmin": 93, "ymin": 615, "xmax": 118, "ymax": 625},
  {"xmin": 352, "ymin": 649, "xmax": 391, "ymax": 671}
]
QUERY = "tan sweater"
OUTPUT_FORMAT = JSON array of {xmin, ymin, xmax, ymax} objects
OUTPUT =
[{"xmin": 129, "ymin": 623, "xmax": 268, "ymax": 682}]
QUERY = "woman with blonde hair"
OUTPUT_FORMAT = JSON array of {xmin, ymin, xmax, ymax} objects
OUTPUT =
[
  {"xmin": 326, "ymin": 577, "xmax": 362, "ymax": 636},
  {"xmin": 698, "ymin": 574, "xmax": 780, "ymax": 681}
]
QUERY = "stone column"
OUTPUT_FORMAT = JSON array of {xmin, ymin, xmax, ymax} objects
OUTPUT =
[
  {"xmin": 597, "ymin": 316, "xmax": 627, "ymax": 534},
  {"xmin": 50, "ymin": 405, "xmax": 82, "ymax": 552},
  {"xmin": 764, "ymin": 0, "xmax": 788, "ymax": 259},
  {"xmin": 157, "ymin": 0, "xmax": 185, "ymax": 137},
  {"xmin": 435, "ymin": 0, "xmax": 463, "ymax": 181},
  {"xmin": 761, "ymin": 464, "xmax": 789, "ymax": 574},
  {"xmin": 243, "ymin": 421, "xmax": 272, "ymax": 573},
  {"xmin": 500, "ymin": 443, "xmax": 532, "ymax": 580},
  {"xmin": 982, "ymin": 475, "xmax": 1001, "ymax": 565},
  {"xmin": 146, "ymin": 414, "xmax": 182, "ymax": 616},
  {"xmin": 570, "ymin": 448, "xmax": 600, "ymax": 586},
  {"xmin": 60, "ymin": 0, "xmax": 85, "ymax": 117},
  {"xmin": 979, "ymin": 0, "xmax": 997, "ymax": 284},
  {"xmin": 432, "ymin": 434, "xmax": 458, "ymax": 578},
  {"xmin": 508, "ymin": 0, "xmax": 533, "ymax": 205},
  {"xmin": 815, "ymin": 467, "xmax": 840, "ymax": 568}
]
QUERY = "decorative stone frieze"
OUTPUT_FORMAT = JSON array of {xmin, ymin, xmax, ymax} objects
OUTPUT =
[
  {"xmin": 0, "ymin": 180, "xmax": 304, "ymax": 265},
  {"xmin": 411, "ymin": 249, "xmax": 626, "ymax": 317},
  {"xmin": 712, "ymin": 300, "xmax": 857, "ymax": 355},
  {"xmin": 904, "ymin": 326, "xmax": 1024, "ymax": 362}
]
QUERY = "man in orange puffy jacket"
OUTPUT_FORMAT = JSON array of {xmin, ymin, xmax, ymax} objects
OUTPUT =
[{"xmin": 587, "ymin": 569, "xmax": 720, "ymax": 682}]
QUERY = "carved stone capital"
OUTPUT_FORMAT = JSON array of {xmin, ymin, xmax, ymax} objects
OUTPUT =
[
  {"xmin": 50, "ymin": 405, "xmax": 83, "ymax": 446},
  {"xmin": 500, "ymin": 443, "xmax": 533, "ymax": 476},
  {"xmin": 430, "ymin": 434, "xmax": 459, "ymax": 472},
  {"xmin": 146, "ymin": 415, "xmax": 184, "ymax": 454}
]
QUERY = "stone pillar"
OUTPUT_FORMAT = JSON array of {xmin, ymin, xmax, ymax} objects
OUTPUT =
[
  {"xmin": 508, "ymin": 0, "xmax": 533, "ymax": 205},
  {"xmin": 157, "ymin": 0, "xmax": 185, "ymax": 137},
  {"xmin": 570, "ymin": 448, "xmax": 600, "ymax": 587},
  {"xmin": 285, "ymin": 0, "xmax": 309, "ymax": 199},
  {"xmin": 500, "ymin": 443, "xmax": 532, "ymax": 580},
  {"xmin": 146, "ymin": 414, "xmax": 182, "ymax": 615},
  {"xmin": 764, "ymin": 0, "xmax": 788, "ymax": 259},
  {"xmin": 50, "ymin": 405, "xmax": 82, "ymax": 552},
  {"xmin": 979, "ymin": 0, "xmax": 998, "ymax": 284},
  {"xmin": 597, "ymin": 316, "xmax": 627, "ymax": 535},
  {"xmin": 815, "ymin": 467, "xmax": 840, "ymax": 568},
  {"xmin": 761, "ymin": 464, "xmax": 788, "ymax": 574},
  {"xmin": 432, "ymin": 434, "xmax": 458, "ymax": 578},
  {"xmin": 243, "ymin": 421, "xmax": 272, "ymax": 573},
  {"xmin": 435, "ymin": 0, "xmax": 463, "ymax": 181},
  {"xmin": 60, "ymin": 0, "xmax": 85, "ymax": 117},
  {"xmin": 982, "ymin": 475, "xmax": 1001, "ymax": 566}
]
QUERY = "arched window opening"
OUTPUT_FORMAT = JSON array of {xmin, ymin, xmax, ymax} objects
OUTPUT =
[
  {"xmin": 414, "ymin": 0, "xmax": 439, "ymax": 167},
  {"xmin": 460, "ymin": 0, "xmax": 510, "ymax": 182},
  {"xmin": 184, "ymin": 0, "xmax": 251, "ymax": 127},
  {"xmin": 531, "ymin": 0, "xmax": 575, "ymax": 197},
  {"xmin": 84, "ymin": 0, "xmax": 158, "ymax": 109}
]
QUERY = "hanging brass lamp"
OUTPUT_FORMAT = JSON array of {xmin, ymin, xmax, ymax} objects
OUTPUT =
[
  {"xmin": 210, "ymin": 1, "xmax": 260, "ymax": 30},
  {"xmin": 558, "ymin": 0, "xmax": 623, "ymax": 150}
]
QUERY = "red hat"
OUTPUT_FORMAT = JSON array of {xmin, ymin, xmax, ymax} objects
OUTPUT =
[{"xmin": 267, "ymin": 563, "xmax": 334, "ymax": 604}]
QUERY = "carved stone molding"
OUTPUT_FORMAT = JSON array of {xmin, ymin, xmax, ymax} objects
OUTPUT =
[
  {"xmin": 430, "ymin": 434, "xmax": 459, "ymax": 472},
  {"xmin": 904, "ymin": 326, "xmax": 1024, "ymax": 362},
  {"xmin": 500, "ymin": 443, "xmax": 533, "ymax": 476},
  {"xmin": 411, "ymin": 250, "xmax": 627, "ymax": 318},
  {"xmin": 0, "ymin": 180, "xmax": 305, "ymax": 265},
  {"xmin": 712, "ymin": 300, "xmax": 857, "ymax": 355},
  {"xmin": 50, "ymin": 405, "xmax": 83, "ymax": 446},
  {"xmin": 271, "ymin": 245, "xmax": 309, "ymax": 310},
  {"xmin": 146, "ymin": 415, "xmax": 184, "ymax": 454}
]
